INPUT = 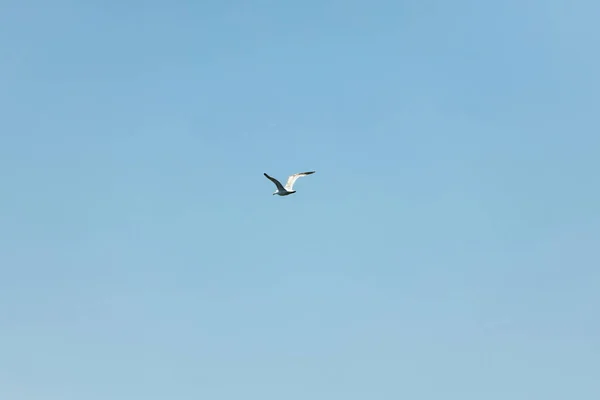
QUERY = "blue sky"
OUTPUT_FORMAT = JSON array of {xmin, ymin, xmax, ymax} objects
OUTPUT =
[{"xmin": 1, "ymin": 0, "xmax": 598, "ymax": 399}]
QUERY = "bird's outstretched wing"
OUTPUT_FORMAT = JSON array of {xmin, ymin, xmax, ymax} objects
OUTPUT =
[
  {"xmin": 285, "ymin": 171, "xmax": 315, "ymax": 191},
  {"xmin": 264, "ymin": 173, "xmax": 285, "ymax": 191}
]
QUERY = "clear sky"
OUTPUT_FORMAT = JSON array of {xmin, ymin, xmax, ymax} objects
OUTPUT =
[{"xmin": 1, "ymin": 0, "xmax": 598, "ymax": 399}]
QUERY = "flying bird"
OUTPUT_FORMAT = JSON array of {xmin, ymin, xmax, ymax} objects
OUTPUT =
[{"xmin": 264, "ymin": 171, "xmax": 315, "ymax": 196}]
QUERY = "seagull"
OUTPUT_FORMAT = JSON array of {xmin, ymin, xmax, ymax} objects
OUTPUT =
[{"xmin": 264, "ymin": 171, "xmax": 315, "ymax": 196}]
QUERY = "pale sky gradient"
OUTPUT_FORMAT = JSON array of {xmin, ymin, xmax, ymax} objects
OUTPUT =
[{"xmin": 1, "ymin": 1, "xmax": 599, "ymax": 399}]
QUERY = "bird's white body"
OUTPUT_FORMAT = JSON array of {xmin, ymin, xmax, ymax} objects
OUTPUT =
[
  {"xmin": 264, "ymin": 171, "xmax": 315, "ymax": 196},
  {"xmin": 273, "ymin": 189, "xmax": 296, "ymax": 196}
]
